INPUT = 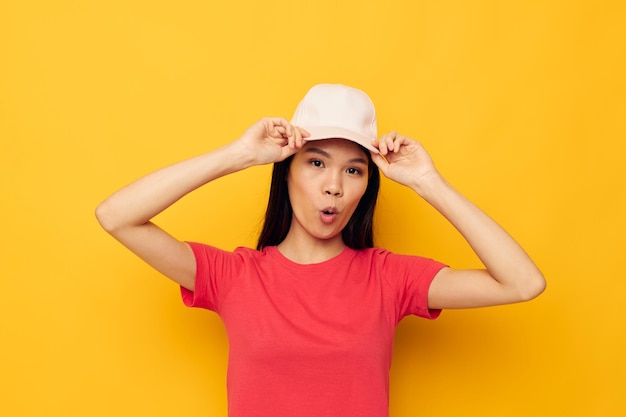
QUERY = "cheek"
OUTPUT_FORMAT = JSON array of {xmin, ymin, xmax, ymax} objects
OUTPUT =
[
  {"xmin": 356, "ymin": 179, "xmax": 369, "ymax": 197},
  {"xmin": 286, "ymin": 176, "xmax": 313, "ymax": 207},
  {"xmin": 347, "ymin": 182, "xmax": 369, "ymax": 207}
]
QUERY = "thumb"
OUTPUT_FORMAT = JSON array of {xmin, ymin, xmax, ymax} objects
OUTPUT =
[
  {"xmin": 371, "ymin": 153, "xmax": 390, "ymax": 175},
  {"xmin": 277, "ymin": 142, "xmax": 300, "ymax": 162}
]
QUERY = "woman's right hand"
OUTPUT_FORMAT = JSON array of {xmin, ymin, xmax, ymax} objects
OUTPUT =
[
  {"xmin": 237, "ymin": 118, "xmax": 310, "ymax": 166},
  {"xmin": 95, "ymin": 117, "xmax": 309, "ymax": 291}
]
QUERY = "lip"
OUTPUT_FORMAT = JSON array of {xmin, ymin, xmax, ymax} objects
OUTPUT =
[{"xmin": 319, "ymin": 207, "xmax": 339, "ymax": 224}]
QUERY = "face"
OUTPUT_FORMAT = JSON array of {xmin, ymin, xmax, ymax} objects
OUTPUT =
[{"xmin": 286, "ymin": 139, "xmax": 370, "ymax": 245}]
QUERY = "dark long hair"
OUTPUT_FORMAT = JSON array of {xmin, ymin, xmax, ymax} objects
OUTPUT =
[{"xmin": 256, "ymin": 147, "xmax": 380, "ymax": 250}]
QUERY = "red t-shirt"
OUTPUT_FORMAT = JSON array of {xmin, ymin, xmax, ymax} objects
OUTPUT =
[{"xmin": 181, "ymin": 243, "xmax": 446, "ymax": 417}]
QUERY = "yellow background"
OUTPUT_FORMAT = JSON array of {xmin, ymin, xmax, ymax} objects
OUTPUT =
[{"xmin": 2, "ymin": 0, "xmax": 625, "ymax": 416}]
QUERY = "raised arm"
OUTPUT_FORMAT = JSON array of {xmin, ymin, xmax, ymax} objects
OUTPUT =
[
  {"xmin": 95, "ymin": 118, "xmax": 308, "ymax": 290},
  {"xmin": 371, "ymin": 132, "xmax": 546, "ymax": 309}
]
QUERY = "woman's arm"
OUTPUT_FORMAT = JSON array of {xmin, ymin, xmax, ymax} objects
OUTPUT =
[
  {"xmin": 95, "ymin": 118, "xmax": 307, "ymax": 291},
  {"xmin": 371, "ymin": 132, "xmax": 546, "ymax": 309}
]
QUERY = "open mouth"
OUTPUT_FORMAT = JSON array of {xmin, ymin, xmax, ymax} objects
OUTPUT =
[{"xmin": 319, "ymin": 207, "xmax": 339, "ymax": 224}]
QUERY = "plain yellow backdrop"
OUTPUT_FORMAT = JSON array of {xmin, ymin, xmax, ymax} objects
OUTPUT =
[{"xmin": 1, "ymin": 0, "xmax": 625, "ymax": 416}]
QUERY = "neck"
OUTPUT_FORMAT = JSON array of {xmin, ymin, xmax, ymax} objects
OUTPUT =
[{"xmin": 277, "ymin": 234, "xmax": 346, "ymax": 264}]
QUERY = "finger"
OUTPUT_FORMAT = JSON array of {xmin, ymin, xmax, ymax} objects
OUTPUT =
[
  {"xmin": 297, "ymin": 127, "xmax": 311, "ymax": 139},
  {"xmin": 286, "ymin": 127, "xmax": 295, "ymax": 148},
  {"xmin": 393, "ymin": 134, "xmax": 404, "ymax": 153},
  {"xmin": 385, "ymin": 131, "xmax": 397, "ymax": 153},
  {"xmin": 279, "ymin": 141, "xmax": 300, "ymax": 161},
  {"xmin": 369, "ymin": 139, "xmax": 380, "ymax": 154},
  {"xmin": 288, "ymin": 123, "xmax": 302, "ymax": 149},
  {"xmin": 274, "ymin": 125, "xmax": 288, "ymax": 140},
  {"xmin": 266, "ymin": 117, "xmax": 290, "ymax": 137},
  {"xmin": 293, "ymin": 126, "xmax": 303, "ymax": 149},
  {"xmin": 266, "ymin": 117, "xmax": 290, "ymax": 127},
  {"xmin": 398, "ymin": 134, "xmax": 421, "ymax": 154},
  {"xmin": 377, "ymin": 134, "xmax": 389, "ymax": 155},
  {"xmin": 370, "ymin": 153, "xmax": 390, "ymax": 175},
  {"xmin": 371, "ymin": 138, "xmax": 381, "ymax": 150}
]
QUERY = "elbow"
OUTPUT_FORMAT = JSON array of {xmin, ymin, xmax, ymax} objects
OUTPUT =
[
  {"xmin": 517, "ymin": 271, "xmax": 547, "ymax": 302},
  {"xmin": 95, "ymin": 200, "xmax": 120, "ymax": 234}
]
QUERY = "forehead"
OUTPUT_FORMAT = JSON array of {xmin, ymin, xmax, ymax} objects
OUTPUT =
[{"xmin": 300, "ymin": 138, "xmax": 368, "ymax": 158}]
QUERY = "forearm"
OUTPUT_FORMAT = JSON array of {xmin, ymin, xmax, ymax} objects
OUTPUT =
[
  {"xmin": 96, "ymin": 141, "xmax": 255, "ymax": 233},
  {"xmin": 412, "ymin": 172, "xmax": 545, "ymax": 298}
]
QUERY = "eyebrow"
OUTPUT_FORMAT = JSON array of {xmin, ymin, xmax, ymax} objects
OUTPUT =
[{"xmin": 304, "ymin": 147, "xmax": 368, "ymax": 165}]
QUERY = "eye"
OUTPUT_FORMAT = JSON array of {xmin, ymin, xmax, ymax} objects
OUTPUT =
[
  {"xmin": 346, "ymin": 167, "xmax": 362, "ymax": 175},
  {"xmin": 310, "ymin": 159, "xmax": 324, "ymax": 168}
]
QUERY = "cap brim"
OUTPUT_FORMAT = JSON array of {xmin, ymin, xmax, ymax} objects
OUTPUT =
[{"xmin": 301, "ymin": 126, "xmax": 378, "ymax": 154}]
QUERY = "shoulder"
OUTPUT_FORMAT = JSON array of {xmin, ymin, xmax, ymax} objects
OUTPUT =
[
  {"xmin": 353, "ymin": 247, "xmax": 448, "ymax": 284},
  {"xmin": 354, "ymin": 247, "xmax": 441, "ymax": 266},
  {"xmin": 186, "ymin": 242, "xmax": 266, "ymax": 265}
]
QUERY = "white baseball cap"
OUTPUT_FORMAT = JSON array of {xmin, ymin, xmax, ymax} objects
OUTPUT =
[{"xmin": 291, "ymin": 84, "xmax": 379, "ymax": 153}]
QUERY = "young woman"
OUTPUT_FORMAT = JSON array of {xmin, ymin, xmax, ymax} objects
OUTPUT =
[{"xmin": 96, "ymin": 84, "xmax": 545, "ymax": 417}]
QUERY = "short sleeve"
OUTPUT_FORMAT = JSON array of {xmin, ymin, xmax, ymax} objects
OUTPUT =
[
  {"xmin": 180, "ymin": 242, "xmax": 242, "ymax": 312},
  {"xmin": 380, "ymin": 251, "xmax": 448, "ymax": 321}
]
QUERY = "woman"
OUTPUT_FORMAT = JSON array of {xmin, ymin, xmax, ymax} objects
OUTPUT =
[{"xmin": 96, "ymin": 84, "xmax": 545, "ymax": 417}]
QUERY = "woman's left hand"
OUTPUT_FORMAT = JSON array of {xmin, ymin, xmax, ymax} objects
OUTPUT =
[
  {"xmin": 372, "ymin": 131, "xmax": 546, "ymax": 309},
  {"xmin": 371, "ymin": 131, "xmax": 439, "ymax": 189}
]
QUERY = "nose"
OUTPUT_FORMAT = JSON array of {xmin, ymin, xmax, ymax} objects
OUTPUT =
[{"xmin": 323, "ymin": 172, "xmax": 343, "ymax": 197}]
